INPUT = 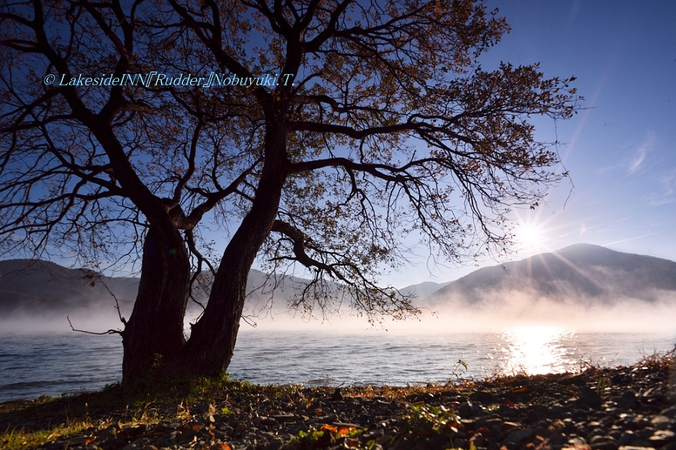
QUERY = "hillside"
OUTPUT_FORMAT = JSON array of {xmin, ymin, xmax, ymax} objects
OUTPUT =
[
  {"xmin": 0, "ymin": 260, "xmax": 344, "ymax": 321},
  {"xmin": 424, "ymin": 243, "xmax": 676, "ymax": 305},
  {"xmin": 0, "ymin": 259, "xmax": 138, "ymax": 316},
  {"xmin": 3, "ymin": 244, "xmax": 675, "ymax": 327}
]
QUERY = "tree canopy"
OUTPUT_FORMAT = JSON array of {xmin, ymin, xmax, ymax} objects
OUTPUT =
[{"xmin": 0, "ymin": 0, "xmax": 581, "ymax": 379}]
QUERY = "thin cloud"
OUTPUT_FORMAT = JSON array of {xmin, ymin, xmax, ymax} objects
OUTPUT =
[
  {"xmin": 603, "ymin": 233, "xmax": 657, "ymax": 246},
  {"xmin": 643, "ymin": 169, "xmax": 676, "ymax": 206},
  {"xmin": 627, "ymin": 131, "xmax": 655, "ymax": 174},
  {"xmin": 660, "ymin": 170, "xmax": 676, "ymax": 198}
]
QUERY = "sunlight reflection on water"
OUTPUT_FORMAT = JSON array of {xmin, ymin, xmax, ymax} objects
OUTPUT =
[{"xmin": 500, "ymin": 326, "xmax": 576, "ymax": 375}]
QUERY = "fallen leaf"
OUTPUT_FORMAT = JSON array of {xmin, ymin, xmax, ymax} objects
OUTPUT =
[
  {"xmin": 210, "ymin": 444, "xmax": 232, "ymax": 450},
  {"xmin": 339, "ymin": 426, "xmax": 356, "ymax": 436},
  {"xmin": 321, "ymin": 424, "xmax": 337, "ymax": 433}
]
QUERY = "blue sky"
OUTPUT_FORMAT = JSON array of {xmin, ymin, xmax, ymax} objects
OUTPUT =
[
  {"xmin": 381, "ymin": 0, "xmax": 676, "ymax": 287},
  {"xmin": 9, "ymin": 1, "xmax": 674, "ymax": 290}
]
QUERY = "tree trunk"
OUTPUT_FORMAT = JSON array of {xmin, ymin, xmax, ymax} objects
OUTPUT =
[
  {"xmin": 121, "ymin": 226, "xmax": 190, "ymax": 381},
  {"xmin": 167, "ymin": 127, "xmax": 288, "ymax": 377}
]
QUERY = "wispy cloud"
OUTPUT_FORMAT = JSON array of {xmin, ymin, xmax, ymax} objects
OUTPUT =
[
  {"xmin": 579, "ymin": 223, "xmax": 601, "ymax": 236},
  {"xmin": 661, "ymin": 170, "xmax": 676, "ymax": 196},
  {"xmin": 603, "ymin": 233, "xmax": 657, "ymax": 246},
  {"xmin": 627, "ymin": 131, "xmax": 655, "ymax": 174},
  {"xmin": 650, "ymin": 170, "xmax": 676, "ymax": 206}
]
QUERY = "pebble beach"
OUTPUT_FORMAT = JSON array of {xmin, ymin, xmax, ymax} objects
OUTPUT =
[{"xmin": 2, "ymin": 353, "xmax": 675, "ymax": 450}]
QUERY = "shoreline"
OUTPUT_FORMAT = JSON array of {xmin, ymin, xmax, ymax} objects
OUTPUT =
[
  {"xmin": 3, "ymin": 329, "xmax": 674, "ymax": 405},
  {"xmin": 2, "ymin": 352, "xmax": 675, "ymax": 450}
]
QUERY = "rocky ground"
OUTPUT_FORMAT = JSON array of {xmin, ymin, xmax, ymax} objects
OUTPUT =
[{"xmin": 2, "ymin": 355, "xmax": 675, "ymax": 450}]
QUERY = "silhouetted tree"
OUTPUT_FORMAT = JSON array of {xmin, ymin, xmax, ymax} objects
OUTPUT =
[{"xmin": 0, "ymin": 0, "xmax": 580, "ymax": 381}]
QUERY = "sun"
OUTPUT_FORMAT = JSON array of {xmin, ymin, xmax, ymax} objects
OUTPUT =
[
  {"xmin": 511, "ymin": 207, "xmax": 559, "ymax": 255},
  {"xmin": 518, "ymin": 223, "xmax": 544, "ymax": 248}
]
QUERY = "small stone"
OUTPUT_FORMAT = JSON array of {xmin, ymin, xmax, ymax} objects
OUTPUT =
[
  {"xmin": 590, "ymin": 435, "xmax": 619, "ymax": 450},
  {"xmin": 618, "ymin": 447, "xmax": 656, "ymax": 450},
  {"xmin": 470, "ymin": 391, "xmax": 495, "ymax": 403},
  {"xmin": 616, "ymin": 397, "xmax": 637, "ymax": 409},
  {"xmin": 618, "ymin": 431, "xmax": 634, "ymax": 446},
  {"xmin": 478, "ymin": 418, "xmax": 503, "ymax": 428},
  {"xmin": 264, "ymin": 438, "xmax": 284, "ymax": 450},
  {"xmin": 461, "ymin": 418, "xmax": 476, "ymax": 431},
  {"xmin": 470, "ymin": 433, "xmax": 486, "ymax": 446},
  {"xmin": 259, "ymin": 417, "xmax": 279, "ymax": 426},
  {"xmin": 505, "ymin": 427, "xmax": 533, "ymax": 444},
  {"xmin": 490, "ymin": 425, "xmax": 504, "ymax": 438},
  {"xmin": 650, "ymin": 415, "xmax": 673, "ymax": 430},
  {"xmin": 331, "ymin": 388, "xmax": 343, "ymax": 401},
  {"xmin": 622, "ymin": 390, "xmax": 638, "ymax": 399},
  {"xmin": 633, "ymin": 417, "xmax": 651, "ymax": 429},
  {"xmin": 272, "ymin": 414, "xmax": 296, "ymax": 422},
  {"xmin": 43, "ymin": 443, "xmax": 65, "ymax": 450},
  {"xmin": 67, "ymin": 436, "xmax": 91, "ymax": 446},
  {"xmin": 363, "ymin": 429, "xmax": 385, "ymax": 440},
  {"xmin": 98, "ymin": 426, "xmax": 118, "ymax": 439},
  {"xmin": 589, "ymin": 428, "xmax": 608, "ymax": 438},
  {"xmin": 453, "ymin": 438, "xmax": 468, "ymax": 449},
  {"xmin": 289, "ymin": 422, "xmax": 309, "ymax": 435},
  {"xmin": 121, "ymin": 443, "xmax": 141, "ymax": 450},
  {"xmin": 503, "ymin": 421, "xmax": 522, "ymax": 430},
  {"xmin": 568, "ymin": 437, "xmax": 588, "ymax": 447},
  {"xmin": 630, "ymin": 439, "xmax": 654, "ymax": 448},
  {"xmin": 578, "ymin": 393, "xmax": 603, "ymax": 409},
  {"xmin": 660, "ymin": 406, "xmax": 676, "ymax": 419},
  {"xmin": 458, "ymin": 402, "xmax": 473, "ymax": 418},
  {"xmin": 649, "ymin": 430, "xmax": 676, "ymax": 445}
]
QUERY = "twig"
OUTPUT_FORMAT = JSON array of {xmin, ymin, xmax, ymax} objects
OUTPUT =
[
  {"xmin": 99, "ymin": 280, "xmax": 127, "ymax": 325},
  {"xmin": 67, "ymin": 316, "xmax": 121, "ymax": 335}
]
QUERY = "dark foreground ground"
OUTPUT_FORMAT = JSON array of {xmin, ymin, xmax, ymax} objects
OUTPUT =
[{"xmin": 1, "ymin": 352, "xmax": 675, "ymax": 450}]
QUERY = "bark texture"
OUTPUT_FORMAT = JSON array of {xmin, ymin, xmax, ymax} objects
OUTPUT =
[
  {"xmin": 121, "ymin": 226, "xmax": 190, "ymax": 380},
  {"xmin": 166, "ymin": 128, "xmax": 288, "ymax": 377}
]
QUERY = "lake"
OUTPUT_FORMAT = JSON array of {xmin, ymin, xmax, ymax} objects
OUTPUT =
[{"xmin": 1, "ymin": 327, "xmax": 674, "ymax": 403}]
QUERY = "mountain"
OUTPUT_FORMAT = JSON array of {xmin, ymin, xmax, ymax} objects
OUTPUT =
[
  {"xmin": 4, "ymin": 243, "xmax": 672, "ymax": 326},
  {"xmin": 0, "ymin": 259, "xmax": 339, "ymax": 319},
  {"xmin": 424, "ymin": 243, "xmax": 676, "ymax": 305},
  {"xmin": 398, "ymin": 281, "xmax": 452, "ymax": 302},
  {"xmin": 0, "ymin": 259, "xmax": 139, "ymax": 316}
]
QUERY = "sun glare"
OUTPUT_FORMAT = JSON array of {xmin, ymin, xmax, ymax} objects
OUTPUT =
[
  {"xmin": 502, "ymin": 326, "xmax": 573, "ymax": 375},
  {"xmin": 516, "ymin": 223, "xmax": 544, "ymax": 250}
]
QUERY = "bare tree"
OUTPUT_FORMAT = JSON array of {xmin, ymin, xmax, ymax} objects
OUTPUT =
[{"xmin": 0, "ymin": 0, "xmax": 580, "ymax": 381}]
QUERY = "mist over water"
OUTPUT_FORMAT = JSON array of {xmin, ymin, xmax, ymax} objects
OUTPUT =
[
  {"xmin": 0, "ymin": 305, "xmax": 128, "ymax": 335},
  {"xmin": 1, "ymin": 327, "xmax": 674, "ymax": 403},
  {"xmin": 232, "ymin": 291, "xmax": 676, "ymax": 336},
  {"xmin": 1, "ymin": 288, "xmax": 675, "ymax": 335},
  {"xmin": 1, "ymin": 288, "xmax": 674, "ymax": 403}
]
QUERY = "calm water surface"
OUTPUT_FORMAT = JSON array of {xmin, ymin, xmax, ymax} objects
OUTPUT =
[{"xmin": 0, "ymin": 328, "xmax": 674, "ymax": 403}]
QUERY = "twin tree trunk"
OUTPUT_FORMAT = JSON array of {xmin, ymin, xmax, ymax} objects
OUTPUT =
[
  {"xmin": 121, "ymin": 226, "xmax": 190, "ymax": 380},
  {"xmin": 121, "ymin": 127, "xmax": 288, "ymax": 382}
]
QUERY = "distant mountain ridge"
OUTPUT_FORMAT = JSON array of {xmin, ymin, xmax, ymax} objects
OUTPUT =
[
  {"xmin": 0, "ymin": 259, "xmax": 311, "ymax": 317},
  {"xmin": 0, "ymin": 260, "xmax": 369, "ymax": 319},
  {"xmin": 425, "ymin": 243, "xmax": 676, "ymax": 305},
  {"xmin": 2, "ymin": 244, "xmax": 675, "ymax": 319},
  {"xmin": 0, "ymin": 259, "xmax": 139, "ymax": 316}
]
